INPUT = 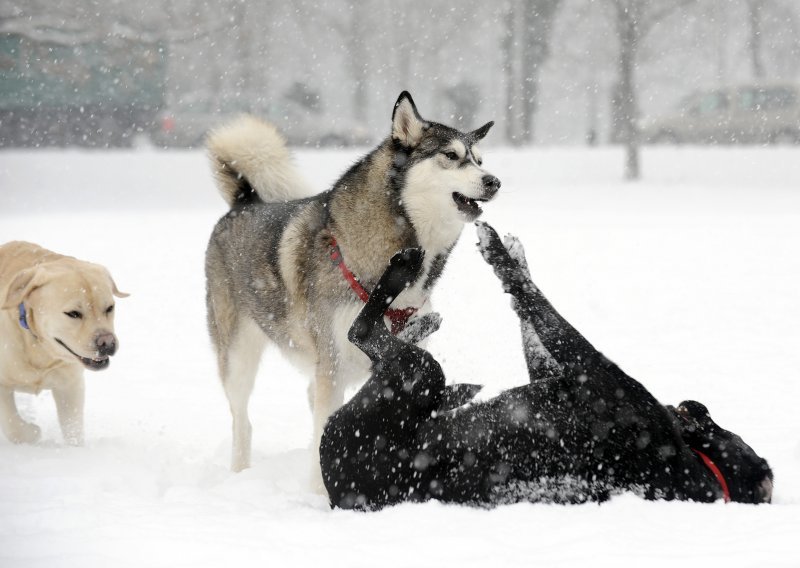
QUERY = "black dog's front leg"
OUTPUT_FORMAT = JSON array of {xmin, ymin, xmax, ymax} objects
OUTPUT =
[
  {"xmin": 348, "ymin": 248, "xmax": 426, "ymax": 363},
  {"xmin": 324, "ymin": 248, "xmax": 449, "ymax": 509}
]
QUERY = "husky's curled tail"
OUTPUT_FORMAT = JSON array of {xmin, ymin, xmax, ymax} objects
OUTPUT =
[{"xmin": 206, "ymin": 115, "xmax": 314, "ymax": 206}]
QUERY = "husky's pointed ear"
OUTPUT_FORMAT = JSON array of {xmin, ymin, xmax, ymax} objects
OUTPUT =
[
  {"xmin": 470, "ymin": 121, "xmax": 494, "ymax": 142},
  {"xmin": 392, "ymin": 91, "xmax": 427, "ymax": 148}
]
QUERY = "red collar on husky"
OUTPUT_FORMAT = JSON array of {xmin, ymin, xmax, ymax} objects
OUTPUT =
[{"xmin": 329, "ymin": 237, "xmax": 418, "ymax": 335}]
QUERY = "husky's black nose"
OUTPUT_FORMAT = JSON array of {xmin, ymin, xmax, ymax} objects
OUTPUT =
[{"xmin": 482, "ymin": 175, "xmax": 501, "ymax": 198}]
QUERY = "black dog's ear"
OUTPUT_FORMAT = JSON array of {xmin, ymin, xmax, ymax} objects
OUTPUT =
[
  {"xmin": 392, "ymin": 91, "xmax": 428, "ymax": 148},
  {"xmin": 678, "ymin": 400, "xmax": 712, "ymax": 423},
  {"xmin": 470, "ymin": 121, "xmax": 494, "ymax": 142},
  {"xmin": 439, "ymin": 383, "xmax": 483, "ymax": 412}
]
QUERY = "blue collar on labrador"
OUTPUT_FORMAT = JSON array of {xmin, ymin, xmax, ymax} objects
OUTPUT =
[{"xmin": 18, "ymin": 303, "xmax": 30, "ymax": 330}]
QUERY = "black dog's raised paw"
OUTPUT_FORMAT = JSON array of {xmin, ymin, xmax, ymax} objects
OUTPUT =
[
  {"xmin": 390, "ymin": 248, "xmax": 424, "ymax": 272},
  {"xmin": 379, "ymin": 248, "xmax": 425, "ymax": 298}
]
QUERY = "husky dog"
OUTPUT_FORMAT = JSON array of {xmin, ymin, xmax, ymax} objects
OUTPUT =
[{"xmin": 205, "ymin": 92, "xmax": 500, "ymax": 474}]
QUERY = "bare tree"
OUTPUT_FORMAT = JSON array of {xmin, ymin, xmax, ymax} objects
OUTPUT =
[
  {"xmin": 745, "ymin": 0, "xmax": 766, "ymax": 80},
  {"xmin": 743, "ymin": 0, "xmax": 800, "ymax": 82},
  {"xmin": 608, "ymin": 0, "xmax": 696, "ymax": 180},
  {"xmin": 503, "ymin": 0, "xmax": 561, "ymax": 145}
]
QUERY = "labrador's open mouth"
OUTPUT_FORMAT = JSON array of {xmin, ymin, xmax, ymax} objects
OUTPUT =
[
  {"xmin": 452, "ymin": 192, "xmax": 488, "ymax": 218},
  {"xmin": 55, "ymin": 339, "xmax": 110, "ymax": 371}
]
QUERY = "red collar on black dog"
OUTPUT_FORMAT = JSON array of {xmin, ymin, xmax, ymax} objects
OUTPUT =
[
  {"xmin": 692, "ymin": 449, "xmax": 731, "ymax": 503},
  {"xmin": 329, "ymin": 236, "xmax": 417, "ymax": 335}
]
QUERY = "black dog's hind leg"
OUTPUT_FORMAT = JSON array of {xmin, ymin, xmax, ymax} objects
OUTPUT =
[
  {"xmin": 347, "ymin": 248, "xmax": 426, "ymax": 363},
  {"xmin": 490, "ymin": 233, "xmax": 563, "ymax": 382},
  {"xmin": 476, "ymin": 221, "xmax": 622, "ymax": 378}
]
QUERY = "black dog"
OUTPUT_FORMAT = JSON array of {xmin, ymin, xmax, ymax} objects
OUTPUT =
[{"xmin": 319, "ymin": 222, "xmax": 773, "ymax": 510}]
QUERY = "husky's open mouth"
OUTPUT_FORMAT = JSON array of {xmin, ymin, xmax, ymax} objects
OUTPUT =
[
  {"xmin": 452, "ymin": 192, "xmax": 488, "ymax": 218},
  {"xmin": 55, "ymin": 338, "xmax": 110, "ymax": 371}
]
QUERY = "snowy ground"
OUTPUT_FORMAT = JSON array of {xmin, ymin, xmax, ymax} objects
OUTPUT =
[{"xmin": 1, "ymin": 146, "xmax": 799, "ymax": 567}]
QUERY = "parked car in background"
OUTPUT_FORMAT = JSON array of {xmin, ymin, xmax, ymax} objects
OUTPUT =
[
  {"xmin": 151, "ymin": 86, "xmax": 371, "ymax": 148},
  {"xmin": 641, "ymin": 84, "xmax": 800, "ymax": 145}
]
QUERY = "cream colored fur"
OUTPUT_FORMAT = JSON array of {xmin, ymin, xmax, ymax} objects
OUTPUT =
[
  {"xmin": 403, "ymin": 141, "xmax": 488, "ymax": 253},
  {"xmin": 0, "ymin": 241, "xmax": 127, "ymax": 445},
  {"xmin": 206, "ymin": 115, "xmax": 315, "ymax": 205}
]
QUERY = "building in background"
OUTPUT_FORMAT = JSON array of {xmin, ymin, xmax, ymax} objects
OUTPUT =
[{"xmin": 0, "ymin": 0, "xmax": 798, "ymax": 149}]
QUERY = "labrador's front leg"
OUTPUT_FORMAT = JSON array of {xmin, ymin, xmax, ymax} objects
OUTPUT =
[
  {"xmin": 0, "ymin": 384, "xmax": 42, "ymax": 444},
  {"xmin": 52, "ymin": 376, "xmax": 85, "ymax": 446}
]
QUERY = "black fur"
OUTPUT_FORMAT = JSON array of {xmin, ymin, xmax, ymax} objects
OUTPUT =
[
  {"xmin": 219, "ymin": 160, "xmax": 258, "ymax": 205},
  {"xmin": 422, "ymin": 251, "xmax": 451, "ymax": 291},
  {"xmin": 319, "ymin": 222, "xmax": 772, "ymax": 510}
]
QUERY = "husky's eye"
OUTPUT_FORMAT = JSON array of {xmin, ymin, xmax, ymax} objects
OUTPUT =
[
  {"xmin": 443, "ymin": 151, "xmax": 459, "ymax": 161},
  {"xmin": 65, "ymin": 311, "xmax": 83, "ymax": 320},
  {"xmin": 105, "ymin": 305, "xmax": 115, "ymax": 315}
]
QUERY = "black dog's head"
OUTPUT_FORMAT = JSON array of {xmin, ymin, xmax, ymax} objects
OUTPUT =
[{"xmin": 671, "ymin": 400, "xmax": 773, "ymax": 504}]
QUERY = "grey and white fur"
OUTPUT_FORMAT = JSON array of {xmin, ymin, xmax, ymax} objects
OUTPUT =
[{"xmin": 204, "ymin": 92, "xmax": 500, "ymax": 483}]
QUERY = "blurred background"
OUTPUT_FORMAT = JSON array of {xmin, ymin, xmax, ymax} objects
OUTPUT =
[{"xmin": 1, "ymin": 0, "xmax": 799, "ymax": 173}]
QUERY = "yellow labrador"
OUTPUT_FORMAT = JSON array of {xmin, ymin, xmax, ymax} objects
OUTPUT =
[{"xmin": 0, "ymin": 242, "xmax": 127, "ymax": 445}]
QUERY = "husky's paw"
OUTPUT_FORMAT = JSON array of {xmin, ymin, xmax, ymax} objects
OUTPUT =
[
  {"xmin": 309, "ymin": 461, "xmax": 328, "ymax": 496},
  {"xmin": 397, "ymin": 312, "xmax": 443, "ymax": 344}
]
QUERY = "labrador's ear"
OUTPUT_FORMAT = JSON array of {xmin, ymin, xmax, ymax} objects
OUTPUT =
[
  {"xmin": 3, "ymin": 267, "xmax": 44, "ymax": 309},
  {"xmin": 107, "ymin": 270, "xmax": 129, "ymax": 298},
  {"xmin": 439, "ymin": 383, "xmax": 483, "ymax": 412},
  {"xmin": 392, "ymin": 91, "xmax": 428, "ymax": 148}
]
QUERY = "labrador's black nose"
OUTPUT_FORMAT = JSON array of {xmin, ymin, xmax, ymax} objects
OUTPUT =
[
  {"xmin": 95, "ymin": 333, "xmax": 117, "ymax": 357},
  {"xmin": 482, "ymin": 175, "xmax": 501, "ymax": 199}
]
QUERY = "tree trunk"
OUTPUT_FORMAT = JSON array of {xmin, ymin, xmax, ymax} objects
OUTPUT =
[
  {"xmin": 746, "ymin": 0, "xmax": 766, "ymax": 80},
  {"xmin": 615, "ymin": 3, "xmax": 640, "ymax": 180},
  {"xmin": 520, "ymin": 0, "xmax": 560, "ymax": 144},
  {"xmin": 229, "ymin": 1, "xmax": 253, "ymax": 112},
  {"xmin": 503, "ymin": 1, "xmax": 521, "ymax": 145},
  {"xmin": 348, "ymin": 0, "xmax": 369, "ymax": 123}
]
